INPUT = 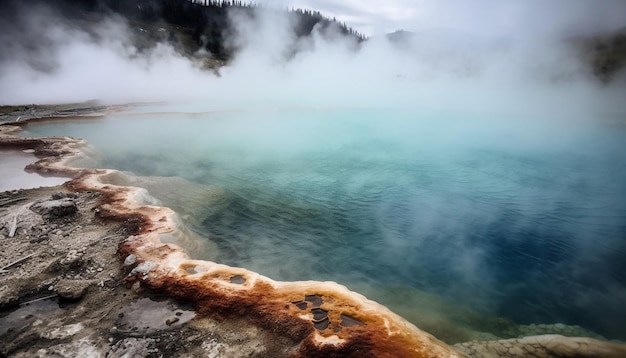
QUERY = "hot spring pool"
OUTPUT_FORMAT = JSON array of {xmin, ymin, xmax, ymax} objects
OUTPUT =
[{"xmin": 22, "ymin": 105, "xmax": 626, "ymax": 342}]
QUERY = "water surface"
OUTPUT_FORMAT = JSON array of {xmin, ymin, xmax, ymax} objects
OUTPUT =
[
  {"xmin": 23, "ymin": 106, "xmax": 626, "ymax": 341},
  {"xmin": 0, "ymin": 151, "xmax": 68, "ymax": 191}
]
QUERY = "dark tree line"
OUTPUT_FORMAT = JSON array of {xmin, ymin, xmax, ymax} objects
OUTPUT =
[{"xmin": 9, "ymin": 0, "xmax": 366, "ymax": 61}]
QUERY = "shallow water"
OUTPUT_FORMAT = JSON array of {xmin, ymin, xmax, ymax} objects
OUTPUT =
[
  {"xmin": 22, "ymin": 106, "xmax": 626, "ymax": 341},
  {"xmin": 0, "ymin": 151, "xmax": 68, "ymax": 191}
]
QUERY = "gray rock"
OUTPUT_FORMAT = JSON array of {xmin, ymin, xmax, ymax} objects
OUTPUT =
[
  {"xmin": 124, "ymin": 254, "xmax": 137, "ymax": 266},
  {"xmin": 30, "ymin": 198, "xmax": 78, "ymax": 217},
  {"xmin": 55, "ymin": 279, "xmax": 91, "ymax": 301},
  {"xmin": 51, "ymin": 192, "xmax": 77, "ymax": 200},
  {"xmin": 0, "ymin": 289, "xmax": 20, "ymax": 308}
]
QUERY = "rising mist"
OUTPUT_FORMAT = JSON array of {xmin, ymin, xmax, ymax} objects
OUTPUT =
[{"xmin": 0, "ymin": 0, "xmax": 624, "ymax": 112}]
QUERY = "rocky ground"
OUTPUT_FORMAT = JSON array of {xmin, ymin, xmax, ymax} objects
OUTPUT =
[
  {"xmin": 0, "ymin": 186, "xmax": 300, "ymax": 357},
  {"xmin": 0, "ymin": 106, "xmax": 300, "ymax": 357},
  {"xmin": 2, "ymin": 106, "xmax": 626, "ymax": 357}
]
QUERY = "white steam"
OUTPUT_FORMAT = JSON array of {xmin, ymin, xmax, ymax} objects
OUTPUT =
[
  {"xmin": 0, "ymin": 4, "xmax": 207, "ymax": 104},
  {"xmin": 0, "ymin": 1, "xmax": 624, "ymax": 115}
]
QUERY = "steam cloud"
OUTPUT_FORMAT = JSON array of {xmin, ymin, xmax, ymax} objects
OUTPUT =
[{"xmin": 0, "ymin": 0, "xmax": 624, "ymax": 110}]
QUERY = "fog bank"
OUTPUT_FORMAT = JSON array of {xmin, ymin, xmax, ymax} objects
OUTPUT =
[{"xmin": 0, "ymin": 1, "xmax": 624, "ymax": 116}]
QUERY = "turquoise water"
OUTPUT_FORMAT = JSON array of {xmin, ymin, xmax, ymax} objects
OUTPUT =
[{"xmin": 23, "ymin": 106, "xmax": 626, "ymax": 341}]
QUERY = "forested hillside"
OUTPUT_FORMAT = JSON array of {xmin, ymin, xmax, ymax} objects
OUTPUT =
[
  {"xmin": 0, "ymin": 0, "xmax": 623, "ymax": 81},
  {"xmin": 0, "ymin": 0, "xmax": 366, "ymax": 65}
]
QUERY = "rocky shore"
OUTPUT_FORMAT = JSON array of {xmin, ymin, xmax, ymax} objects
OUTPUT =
[
  {"xmin": 0, "ymin": 186, "xmax": 306, "ymax": 357},
  {"xmin": 1, "ymin": 106, "xmax": 626, "ymax": 357}
]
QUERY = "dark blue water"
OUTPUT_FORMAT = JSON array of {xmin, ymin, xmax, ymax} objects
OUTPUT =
[{"xmin": 23, "ymin": 107, "xmax": 626, "ymax": 340}]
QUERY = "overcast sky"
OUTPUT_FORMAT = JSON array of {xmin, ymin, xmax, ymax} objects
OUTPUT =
[{"xmin": 252, "ymin": 0, "xmax": 626, "ymax": 38}]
